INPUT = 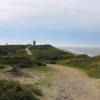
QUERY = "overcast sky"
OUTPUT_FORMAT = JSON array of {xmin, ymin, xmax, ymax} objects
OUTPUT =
[{"xmin": 0, "ymin": 0, "xmax": 100, "ymax": 46}]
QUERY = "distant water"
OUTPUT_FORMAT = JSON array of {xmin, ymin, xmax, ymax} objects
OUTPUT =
[{"xmin": 59, "ymin": 47, "xmax": 100, "ymax": 57}]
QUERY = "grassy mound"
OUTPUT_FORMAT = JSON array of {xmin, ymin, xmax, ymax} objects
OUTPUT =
[
  {"xmin": 0, "ymin": 80, "xmax": 43, "ymax": 100},
  {"xmin": 30, "ymin": 45, "xmax": 73, "ymax": 63}
]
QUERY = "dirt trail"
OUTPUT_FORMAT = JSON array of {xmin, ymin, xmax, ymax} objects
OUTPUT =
[
  {"xmin": 25, "ymin": 46, "xmax": 32, "ymax": 56},
  {"xmin": 42, "ymin": 64, "xmax": 100, "ymax": 100}
]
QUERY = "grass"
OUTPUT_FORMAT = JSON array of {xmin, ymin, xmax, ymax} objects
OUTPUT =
[
  {"xmin": 0, "ymin": 44, "xmax": 100, "ymax": 100},
  {"xmin": 27, "ymin": 65, "xmax": 54, "ymax": 73},
  {"xmin": 7, "ymin": 49, "xmax": 28, "ymax": 57},
  {"xmin": 31, "ymin": 66, "xmax": 56, "ymax": 73},
  {"xmin": 57, "ymin": 55, "xmax": 100, "ymax": 78},
  {"xmin": 0, "ymin": 45, "xmax": 28, "ymax": 57},
  {"xmin": 26, "ymin": 66, "xmax": 56, "ymax": 87},
  {"xmin": 30, "ymin": 66, "xmax": 55, "ymax": 88},
  {"xmin": 32, "ymin": 86, "xmax": 43, "ymax": 96},
  {"xmin": 30, "ymin": 45, "xmax": 67, "ymax": 63},
  {"xmin": 34, "ymin": 77, "xmax": 54, "ymax": 88},
  {"xmin": 31, "ymin": 45, "xmax": 61, "ymax": 57},
  {"xmin": 0, "ymin": 80, "xmax": 43, "ymax": 100},
  {"xmin": 57, "ymin": 58, "xmax": 91, "ymax": 68},
  {"xmin": 0, "ymin": 44, "xmax": 100, "ymax": 79},
  {"xmin": 87, "ymin": 62, "xmax": 100, "ymax": 78}
]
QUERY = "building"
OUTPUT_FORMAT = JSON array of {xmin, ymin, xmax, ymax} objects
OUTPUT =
[{"xmin": 33, "ymin": 41, "xmax": 36, "ymax": 46}]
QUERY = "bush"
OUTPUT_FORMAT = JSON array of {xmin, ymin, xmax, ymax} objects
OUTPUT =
[
  {"xmin": 87, "ymin": 63, "xmax": 100, "ymax": 78},
  {"xmin": 0, "ymin": 48, "xmax": 8, "ymax": 56}
]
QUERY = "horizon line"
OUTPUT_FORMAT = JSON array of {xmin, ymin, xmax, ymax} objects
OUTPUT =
[{"xmin": 0, "ymin": 43, "xmax": 100, "ymax": 48}]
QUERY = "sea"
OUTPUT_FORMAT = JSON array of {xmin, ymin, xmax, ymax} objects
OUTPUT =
[{"xmin": 58, "ymin": 47, "xmax": 100, "ymax": 57}]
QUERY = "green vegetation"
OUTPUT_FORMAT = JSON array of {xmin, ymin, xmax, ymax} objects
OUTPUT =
[
  {"xmin": 31, "ymin": 66, "xmax": 56, "ymax": 73},
  {"xmin": 0, "ymin": 44, "xmax": 100, "ymax": 100},
  {"xmin": 0, "ymin": 45, "xmax": 28, "ymax": 57},
  {"xmin": 0, "ymin": 44, "xmax": 58, "ymax": 100},
  {"xmin": 57, "ymin": 57, "xmax": 91, "ymax": 68},
  {"xmin": 0, "ymin": 45, "xmax": 46, "ymax": 68},
  {"xmin": 34, "ymin": 77, "xmax": 54, "ymax": 88},
  {"xmin": 0, "ymin": 44, "xmax": 75, "ymax": 68},
  {"xmin": 0, "ymin": 44, "xmax": 100, "ymax": 78},
  {"xmin": 30, "ymin": 45, "xmax": 71, "ymax": 64},
  {"xmin": 57, "ymin": 54, "xmax": 100, "ymax": 78},
  {"xmin": 0, "ymin": 56, "xmax": 45, "ymax": 68},
  {"xmin": 0, "ymin": 80, "xmax": 43, "ymax": 100},
  {"xmin": 87, "ymin": 62, "xmax": 100, "ymax": 78}
]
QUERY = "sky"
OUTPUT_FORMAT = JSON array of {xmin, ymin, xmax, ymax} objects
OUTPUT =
[{"xmin": 0, "ymin": 0, "xmax": 100, "ymax": 47}]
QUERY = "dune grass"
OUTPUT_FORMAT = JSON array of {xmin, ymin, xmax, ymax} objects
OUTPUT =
[{"xmin": 0, "ymin": 80, "xmax": 43, "ymax": 100}]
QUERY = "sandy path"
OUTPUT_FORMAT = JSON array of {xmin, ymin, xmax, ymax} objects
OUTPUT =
[
  {"xmin": 25, "ymin": 46, "xmax": 32, "ymax": 56},
  {"xmin": 42, "ymin": 64, "xmax": 100, "ymax": 100}
]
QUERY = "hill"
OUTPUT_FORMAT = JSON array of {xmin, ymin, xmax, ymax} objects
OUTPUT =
[
  {"xmin": 30, "ymin": 44, "xmax": 75, "ymax": 63},
  {"xmin": 0, "ymin": 44, "xmax": 100, "ymax": 100}
]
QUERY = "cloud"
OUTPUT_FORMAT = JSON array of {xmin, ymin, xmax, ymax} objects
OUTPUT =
[
  {"xmin": 0, "ymin": 0, "xmax": 100, "ymax": 31},
  {"xmin": 0, "ymin": 0, "xmax": 64, "ymax": 22}
]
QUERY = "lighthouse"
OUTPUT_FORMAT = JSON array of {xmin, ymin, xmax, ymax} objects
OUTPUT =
[{"xmin": 33, "ymin": 41, "xmax": 36, "ymax": 46}]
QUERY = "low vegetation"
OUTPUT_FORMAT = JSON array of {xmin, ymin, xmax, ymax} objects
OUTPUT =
[
  {"xmin": 57, "ymin": 54, "xmax": 100, "ymax": 78},
  {"xmin": 30, "ymin": 45, "xmax": 67, "ymax": 63},
  {"xmin": 0, "ymin": 45, "xmax": 28, "ymax": 57},
  {"xmin": 0, "ymin": 44, "xmax": 100, "ymax": 100},
  {"xmin": 0, "ymin": 80, "xmax": 43, "ymax": 100},
  {"xmin": 0, "ymin": 44, "xmax": 100, "ymax": 78},
  {"xmin": 0, "ymin": 45, "xmax": 46, "ymax": 68},
  {"xmin": 87, "ymin": 62, "xmax": 100, "ymax": 78},
  {"xmin": 30, "ymin": 45, "xmax": 100, "ymax": 78}
]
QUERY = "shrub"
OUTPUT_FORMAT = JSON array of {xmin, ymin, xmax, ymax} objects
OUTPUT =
[
  {"xmin": 0, "ymin": 48, "xmax": 8, "ymax": 56},
  {"xmin": 87, "ymin": 63, "xmax": 100, "ymax": 78}
]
